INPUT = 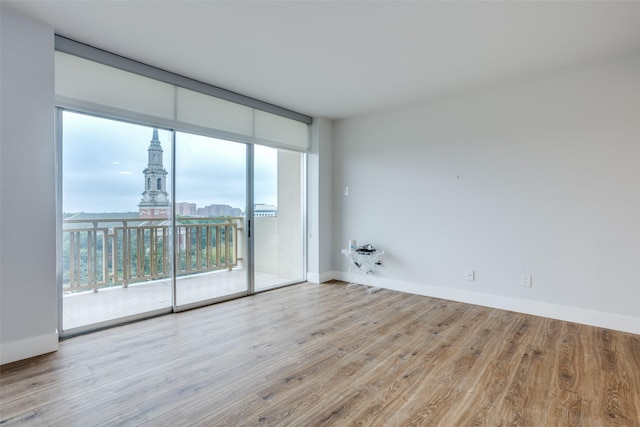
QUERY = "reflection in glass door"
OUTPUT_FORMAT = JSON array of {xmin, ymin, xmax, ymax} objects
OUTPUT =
[
  {"xmin": 174, "ymin": 132, "xmax": 248, "ymax": 307},
  {"xmin": 253, "ymin": 145, "xmax": 305, "ymax": 291},
  {"xmin": 60, "ymin": 111, "xmax": 173, "ymax": 333}
]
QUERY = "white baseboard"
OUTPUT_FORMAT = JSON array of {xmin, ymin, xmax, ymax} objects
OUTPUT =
[
  {"xmin": 306, "ymin": 271, "xmax": 338, "ymax": 284},
  {"xmin": 334, "ymin": 272, "xmax": 640, "ymax": 335},
  {"xmin": 0, "ymin": 330, "xmax": 59, "ymax": 365}
]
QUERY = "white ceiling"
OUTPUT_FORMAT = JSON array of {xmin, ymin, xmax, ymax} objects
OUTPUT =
[{"xmin": 5, "ymin": 1, "xmax": 640, "ymax": 119}]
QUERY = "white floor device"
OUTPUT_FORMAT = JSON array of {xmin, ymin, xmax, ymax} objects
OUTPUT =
[{"xmin": 341, "ymin": 247, "xmax": 384, "ymax": 294}]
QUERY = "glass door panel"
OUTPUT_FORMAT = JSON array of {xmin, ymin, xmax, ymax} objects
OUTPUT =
[
  {"xmin": 254, "ymin": 145, "xmax": 305, "ymax": 291},
  {"xmin": 61, "ymin": 111, "xmax": 173, "ymax": 333},
  {"xmin": 174, "ymin": 132, "xmax": 248, "ymax": 306}
]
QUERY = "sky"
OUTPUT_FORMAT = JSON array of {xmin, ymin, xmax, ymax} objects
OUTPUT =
[{"xmin": 62, "ymin": 111, "xmax": 277, "ymax": 213}]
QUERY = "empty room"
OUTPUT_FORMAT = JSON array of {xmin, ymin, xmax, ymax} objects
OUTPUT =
[{"xmin": 1, "ymin": 1, "xmax": 639, "ymax": 425}]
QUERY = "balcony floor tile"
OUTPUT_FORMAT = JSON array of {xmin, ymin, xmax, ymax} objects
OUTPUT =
[{"xmin": 62, "ymin": 268, "xmax": 296, "ymax": 332}]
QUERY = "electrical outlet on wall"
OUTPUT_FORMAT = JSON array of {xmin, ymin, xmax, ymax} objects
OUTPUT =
[
  {"xmin": 466, "ymin": 270, "xmax": 475, "ymax": 281},
  {"xmin": 521, "ymin": 274, "xmax": 532, "ymax": 287}
]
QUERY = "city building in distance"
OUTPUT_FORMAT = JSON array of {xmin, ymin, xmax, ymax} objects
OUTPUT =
[
  {"xmin": 254, "ymin": 203, "xmax": 277, "ymax": 217},
  {"xmin": 196, "ymin": 204, "xmax": 244, "ymax": 217},
  {"xmin": 176, "ymin": 202, "xmax": 197, "ymax": 216}
]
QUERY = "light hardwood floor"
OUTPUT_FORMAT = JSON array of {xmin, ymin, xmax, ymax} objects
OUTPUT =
[{"xmin": 1, "ymin": 281, "xmax": 639, "ymax": 426}]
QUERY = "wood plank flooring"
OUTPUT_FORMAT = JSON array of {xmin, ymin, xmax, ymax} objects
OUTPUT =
[{"xmin": 1, "ymin": 281, "xmax": 639, "ymax": 426}]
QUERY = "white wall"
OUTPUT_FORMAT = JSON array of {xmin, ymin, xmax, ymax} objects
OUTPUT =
[
  {"xmin": 307, "ymin": 117, "xmax": 334, "ymax": 283},
  {"xmin": 333, "ymin": 54, "xmax": 640, "ymax": 334},
  {"xmin": 0, "ymin": 7, "xmax": 58, "ymax": 364}
]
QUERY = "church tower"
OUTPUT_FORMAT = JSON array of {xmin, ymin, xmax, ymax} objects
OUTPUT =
[{"xmin": 139, "ymin": 128, "xmax": 170, "ymax": 218}]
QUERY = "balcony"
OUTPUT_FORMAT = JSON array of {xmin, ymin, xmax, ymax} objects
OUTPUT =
[{"xmin": 62, "ymin": 216, "xmax": 296, "ymax": 332}]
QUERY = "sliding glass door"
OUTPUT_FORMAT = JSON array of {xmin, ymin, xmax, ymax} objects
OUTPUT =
[
  {"xmin": 60, "ymin": 111, "xmax": 173, "ymax": 332},
  {"xmin": 253, "ymin": 145, "xmax": 305, "ymax": 291},
  {"xmin": 174, "ymin": 132, "xmax": 248, "ymax": 307}
]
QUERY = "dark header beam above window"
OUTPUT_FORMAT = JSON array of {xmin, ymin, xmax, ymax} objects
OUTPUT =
[{"xmin": 55, "ymin": 35, "xmax": 313, "ymax": 125}]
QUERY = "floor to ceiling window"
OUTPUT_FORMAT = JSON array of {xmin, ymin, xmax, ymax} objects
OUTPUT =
[
  {"xmin": 59, "ymin": 111, "xmax": 306, "ymax": 335},
  {"xmin": 56, "ymin": 40, "xmax": 310, "ymax": 336}
]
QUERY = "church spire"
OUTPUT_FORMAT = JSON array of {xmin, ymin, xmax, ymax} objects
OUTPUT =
[{"xmin": 139, "ymin": 128, "xmax": 170, "ymax": 218}]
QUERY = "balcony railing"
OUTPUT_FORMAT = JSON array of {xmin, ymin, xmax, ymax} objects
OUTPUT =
[{"xmin": 63, "ymin": 216, "xmax": 244, "ymax": 293}]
